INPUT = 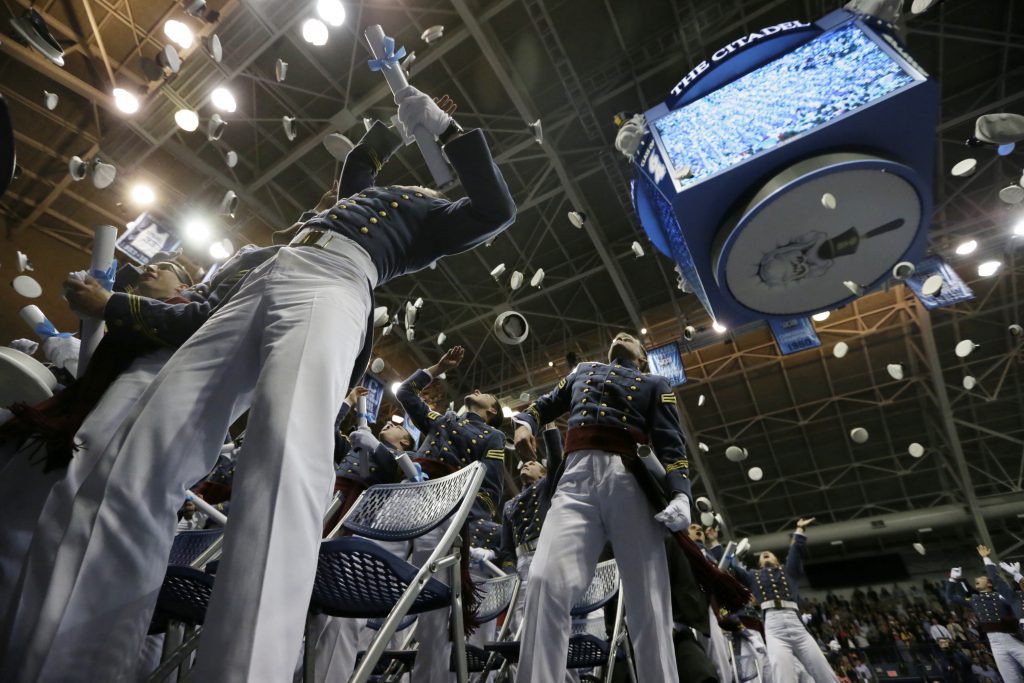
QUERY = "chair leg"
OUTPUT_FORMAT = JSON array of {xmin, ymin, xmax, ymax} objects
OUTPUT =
[
  {"xmin": 302, "ymin": 613, "xmax": 316, "ymax": 683},
  {"xmin": 145, "ymin": 628, "xmax": 203, "ymax": 683},
  {"xmin": 161, "ymin": 621, "xmax": 184, "ymax": 683},
  {"xmin": 603, "ymin": 582, "xmax": 627, "ymax": 683},
  {"xmin": 449, "ymin": 546, "xmax": 469, "ymax": 683}
]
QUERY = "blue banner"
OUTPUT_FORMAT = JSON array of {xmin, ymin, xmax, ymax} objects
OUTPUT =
[
  {"xmin": 648, "ymin": 341, "xmax": 687, "ymax": 386},
  {"xmin": 904, "ymin": 255, "xmax": 974, "ymax": 310},
  {"xmin": 362, "ymin": 375, "xmax": 384, "ymax": 424},
  {"xmin": 769, "ymin": 317, "xmax": 821, "ymax": 355}
]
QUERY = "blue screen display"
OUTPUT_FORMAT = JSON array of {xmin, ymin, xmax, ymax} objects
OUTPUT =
[
  {"xmin": 647, "ymin": 341, "xmax": 687, "ymax": 386},
  {"xmin": 652, "ymin": 23, "xmax": 915, "ymax": 188}
]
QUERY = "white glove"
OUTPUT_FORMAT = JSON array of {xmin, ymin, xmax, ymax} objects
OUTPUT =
[
  {"xmin": 469, "ymin": 547, "xmax": 496, "ymax": 563},
  {"xmin": 395, "ymin": 86, "xmax": 451, "ymax": 138},
  {"xmin": 654, "ymin": 493, "xmax": 691, "ymax": 532},
  {"xmin": 41, "ymin": 335, "xmax": 81, "ymax": 374},
  {"xmin": 9, "ymin": 338, "xmax": 40, "ymax": 355},
  {"xmin": 1000, "ymin": 561, "xmax": 1023, "ymax": 582},
  {"xmin": 949, "ymin": 567, "xmax": 962, "ymax": 580},
  {"xmin": 349, "ymin": 427, "xmax": 381, "ymax": 452}
]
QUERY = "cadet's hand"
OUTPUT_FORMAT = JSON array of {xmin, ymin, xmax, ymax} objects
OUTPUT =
[
  {"xmin": 514, "ymin": 424, "xmax": 537, "ymax": 461},
  {"xmin": 999, "ymin": 561, "xmax": 1021, "ymax": 580},
  {"xmin": 272, "ymin": 222, "xmax": 304, "ymax": 245},
  {"xmin": 64, "ymin": 274, "xmax": 111, "ymax": 319},
  {"xmin": 796, "ymin": 517, "xmax": 816, "ymax": 532},
  {"xmin": 469, "ymin": 547, "xmax": 495, "ymax": 563},
  {"xmin": 345, "ymin": 386, "xmax": 369, "ymax": 407},
  {"xmin": 655, "ymin": 493, "xmax": 691, "ymax": 532},
  {"xmin": 314, "ymin": 183, "xmax": 339, "ymax": 213},
  {"xmin": 395, "ymin": 85, "xmax": 453, "ymax": 138},
  {"xmin": 349, "ymin": 427, "xmax": 380, "ymax": 452},
  {"xmin": 437, "ymin": 346, "xmax": 464, "ymax": 370},
  {"xmin": 978, "ymin": 545, "xmax": 991, "ymax": 558},
  {"xmin": 949, "ymin": 567, "xmax": 962, "ymax": 580}
]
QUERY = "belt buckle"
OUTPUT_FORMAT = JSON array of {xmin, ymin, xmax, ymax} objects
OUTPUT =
[
  {"xmin": 774, "ymin": 599, "xmax": 783, "ymax": 609},
  {"xmin": 297, "ymin": 229, "xmax": 325, "ymax": 247}
]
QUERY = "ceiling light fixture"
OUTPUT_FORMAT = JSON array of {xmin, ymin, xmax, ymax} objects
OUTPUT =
[
  {"xmin": 302, "ymin": 18, "xmax": 328, "ymax": 46},
  {"xmin": 955, "ymin": 239, "xmax": 977, "ymax": 255},
  {"xmin": 174, "ymin": 109, "xmax": 199, "ymax": 131},
  {"xmin": 712, "ymin": 321, "xmax": 727, "ymax": 333},
  {"xmin": 112, "ymin": 87, "xmax": 139, "ymax": 114},
  {"xmin": 210, "ymin": 87, "xmax": 236, "ymax": 112},
  {"xmin": 812, "ymin": 311, "xmax": 831, "ymax": 322},
  {"xmin": 130, "ymin": 183, "xmax": 155, "ymax": 206},
  {"xmin": 183, "ymin": 216, "xmax": 212, "ymax": 244},
  {"xmin": 316, "ymin": 0, "xmax": 346, "ymax": 27},
  {"xmin": 978, "ymin": 260, "xmax": 1002, "ymax": 277},
  {"xmin": 163, "ymin": 19, "xmax": 194, "ymax": 49}
]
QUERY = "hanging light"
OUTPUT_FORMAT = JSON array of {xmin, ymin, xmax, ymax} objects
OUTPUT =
[
  {"xmin": 183, "ymin": 216, "xmax": 212, "ymax": 244},
  {"xmin": 712, "ymin": 321, "xmax": 727, "ymax": 333},
  {"xmin": 316, "ymin": 0, "xmax": 346, "ymax": 27},
  {"xmin": 812, "ymin": 311, "xmax": 831, "ymax": 322},
  {"xmin": 174, "ymin": 109, "xmax": 200, "ymax": 131},
  {"xmin": 130, "ymin": 183, "xmax": 155, "ymax": 206},
  {"xmin": 1013, "ymin": 217, "xmax": 1024, "ymax": 237},
  {"xmin": 163, "ymin": 20, "xmax": 194, "ymax": 49},
  {"xmin": 640, "ymin": 327, "xmax": 648, "ymax": 335},
  {"xmin": 210, "ymin": 87, "xmax": 236, "ymax": 113},
  {"xmin": 209, "ymin": 238, "xmax": 233, "ymax": 260},
  {"xmin": 955, "ymin": 239, "xmax": 977, "ymax": 255},
  {"xmin": 390, "ymin": 382, "xmax": 401, "ymax": 395},
  {"xmin": 978, "ymin": 260, "xmax": 1002, "ymax": 277},
  {"xmin": 302, "ymin": 18, "xmax": 329, "ymax": 46},
  {"xmin": 112, "ymin": 87, "xmax": 139, "ymax": 114}
]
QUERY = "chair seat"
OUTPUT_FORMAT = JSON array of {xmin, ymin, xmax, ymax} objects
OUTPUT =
[
  {"xmin": 566, "ymin": 634, "xmax": 611, "ymax": 669},
  {"xmin": 484, "ymin": 635, "xmax": 619, "ymax": 669},
  {"xmin": 154, "ymin": 565, "xmax": 216, "ymax": 626},
  {"xmin": 355, "ymin": 649, "xmax": 417, "ymax": 675},
  {"xmin": 311, "ymin": 537, "xmax": 450, "ymax": 618},
  {"xmin": 366, "ymin": 614, "xmax": 417, "ymax": 632},
  {"xmin": 455, "ymin": 643, "xmax": 504, "ymax": 673}
]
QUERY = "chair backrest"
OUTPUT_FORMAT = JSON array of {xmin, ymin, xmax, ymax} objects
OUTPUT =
[
  {"xmin": 570, "ymin": 559, "xmax": 619, "ymax": 616},
  {"xmin": 475, "ymin": 573, "xmax": 519, "ymax": 623},
  {"xmin": 167, "ymin": 528, "xmax": 223, "ymax": 567},
  {"xmin": 342, "ymin": 462, "xmax": 485, "ymax": 541}
]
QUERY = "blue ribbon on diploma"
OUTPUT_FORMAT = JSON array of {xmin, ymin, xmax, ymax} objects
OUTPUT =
[
  {"xmin": 35, "ymin": 320, "xmax": 72, "ymax": 339},
  {"xmin": 367, "ymin": 35, "xmax": 406, "ymax": 71},
  {"xmin": 89, "ymin": 259, "xmax": 118, "ymax": 292}
]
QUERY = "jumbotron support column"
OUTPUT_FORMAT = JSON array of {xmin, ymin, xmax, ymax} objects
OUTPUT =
[{"xmin": 913, "ymin": 298, "xmax": 994, "ymax": 549}]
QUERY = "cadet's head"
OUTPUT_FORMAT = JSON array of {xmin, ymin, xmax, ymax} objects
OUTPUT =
[
  {"xmin": 138, "ymin": 260, "xmax": 192, "ymax": 299},
  {"xmin": 519, "ymin": 460, "xmax": 546, "ymax": 485},
  {"xmin": 379, "ymin": 421, "xmax": 414, "ymax": 451},
  {"xmin": 687, "ymin": 523, "xmax": 704, "ymax": 543},
  {"xmin": 608, "ymin": 332, "xmax": 648, "ymax": 370},
  {"xmin": 705, "ymin": 526, "xmax": 719, "ymax": 542},
  {"xmin": 758, "ymin": 550, "xmax": 780, "ymax": 568},
  {"xmin": 975, "ymin": 575, "xmax": 993, "ymax": 592},
  {"xmin": 464, "ymin": 390, "xmax": 503, "ymax": 427}
]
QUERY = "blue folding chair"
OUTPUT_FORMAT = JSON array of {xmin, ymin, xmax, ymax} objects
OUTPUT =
[
  {"xmin": 304, "ymin": 462, "xmax": 485, "ymax": 683},
  {"xmin": 458, "ymin": 572, "xmax": 520, "ymax": 680},
  {"xmin": 485, "ymin": 559, "xmax": 636, "ymax": 682},
  {"xmin": 144, "ymin": 495, "xmax": 345, "ymax": 683}
]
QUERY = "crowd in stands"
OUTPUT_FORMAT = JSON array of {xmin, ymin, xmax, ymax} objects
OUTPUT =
[{"xmin": 800, "ymin": 582, "xmax": 1008, "ymax": 681}]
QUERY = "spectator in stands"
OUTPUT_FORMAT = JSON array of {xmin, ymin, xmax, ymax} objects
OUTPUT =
[{"xmin": 930, "ymin": 617, "xmax": 953, "ymax": 641}]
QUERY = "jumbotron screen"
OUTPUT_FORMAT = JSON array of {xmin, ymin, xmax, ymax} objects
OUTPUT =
[{"xmin": 652, "ymin": 23, "xmax": 917, "ymax": 189}]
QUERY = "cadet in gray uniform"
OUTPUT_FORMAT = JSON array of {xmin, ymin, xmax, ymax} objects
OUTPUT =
[
  {"xmin": 513, "ymin": 332, "xmax": 689, "ymax": 682},
  {"xmin": 730, "ymin": 517, "xmax": 838, "ymax": 682},
  {"xmin": 946, "ymin": 545, "xmax": 1024, "ymax": 682},
  {"xmin": 2, "ymin": 86, "xmax": 515, "ymax": 683},
  {"xmin": 396, "ymin": 345, "xmax": 507, "ymax": 682}
]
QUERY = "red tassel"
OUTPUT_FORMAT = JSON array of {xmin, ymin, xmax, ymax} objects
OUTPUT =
[{"xmin": 673, "ymin": 531, "xmax": 751, "ymax": 611}]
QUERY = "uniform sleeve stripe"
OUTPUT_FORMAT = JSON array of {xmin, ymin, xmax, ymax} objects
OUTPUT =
[
  {"xmin": 427, "ymin": 411, "xmax": 441, "ymax": 420},
  {"xmin": 486, "ymin": 450, "xmax": 505, "ymax": 460},
  {"xmin": 660, "ymin": 393, "xmax": 677, "ymax": 403}
]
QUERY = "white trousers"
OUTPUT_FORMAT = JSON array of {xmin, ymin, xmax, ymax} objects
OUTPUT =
[
  {"xmin": 0, "ymin": 349, "xmax": 172, "ymax": 678},
  {"xmin": 698, "ymin": 606, "xmax": 733, "ymax": 683},
  {"xmin": 1, "ymin": 246, "xmax": 374, "ymax": 683},
  {"xmin": 408, "ymin": 523, "xmax": 453, "ymax": 682},
  {"xmin": 989, "ymin": 632, "xmax": 1024, "ymax": 683},
  {"xmin": 764, "ymin": 609, "xmax": 837, "ymax": 683},
  {"xmin": 516, "ymin": 451, "xmax": 678, "ymax": 683},
  {"xmin": 732, "ymin": 629, "xmax": 773, "ymax": 683}
]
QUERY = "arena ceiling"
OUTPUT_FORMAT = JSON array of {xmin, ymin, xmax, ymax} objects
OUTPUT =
[{"xmin": 2, "ymin": 0, "xmax": 1023, "ymax": 570}]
